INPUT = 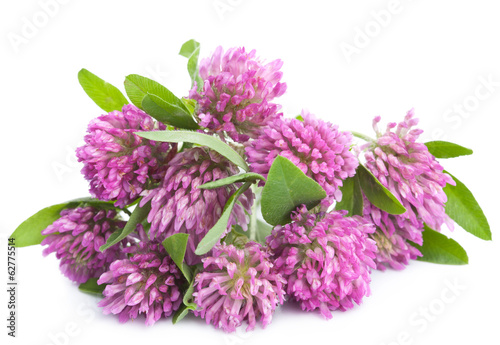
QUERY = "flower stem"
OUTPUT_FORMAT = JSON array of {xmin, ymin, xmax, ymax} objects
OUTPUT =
[
  {"xmin": 249, "ymin": 184, "xmax": 258, "ymax": 241},
  {"xmin": 351, "ymin": 131, "xmax": 376, "ymax": 143}
]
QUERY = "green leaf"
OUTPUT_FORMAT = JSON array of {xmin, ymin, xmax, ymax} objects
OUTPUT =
[
  {"xmin": 100, "ymin": 202, "xmax": 151, "ymax": 252},
  {"xmin": 413, "ymin": 225, "xmax": 468, "ymax": 265},
  {"xmin": 172, "ymin": 305, "xmax": 191, "ymax": 324},
  {"xmin": 69, "ymin": 197, "xmax": 118, "ymax": 210},
  {"xmin": 78, "ymin": 278, "xmax": 105, "ymax": 296},
  {"xmin": 425, "ymin": 141, "xmax": 473, "ymax": 159},
  {"xmin": 124, "ymin": 74, "xmax": 198, "ymax": 129},
  {"xmin": 179, "ymin": 39, "xmax": 203, "ymax": 90},
  {"xmin": 295, "ymin": 114, "xmax": 304, "ymax": 121},
  {"xmin": 195, "ymin": 182, "xmax": 252, "ymax": 255},
  {"xmin": 183, "ymin": 268, "xmax": 198, "ymax": 308},
  {"xmin": 188, "ymin": 52, "xmax": 203, "ymax": 90},
  {"xmin": 11, "ymin": 204, "xmax": 67, "ymax": 247},
  {"xmin": 261, "ymin": 156, "xmax": 327, "ymax": 226},
  {"xmin": 181, "ymin": 98, "xmax": 197, "ymax": 115},
  {"xmin": 444, "ymin": 171, "xmax": 491, "ymax": 240},
  {"xmin": 162, "ymin": 233, "xmax": 192, "ymax": 281},
  {"xmin": 135, "ymin": 130, "xmax": 249, "ymax": 171},
  {"xmin": 357, "ymin": 164, "xmax": 406, "ymax": 215},
  {"xmin": 335, "ymin": 175, "xmax": 363, "ymax": 216},
  {"xmin": 10, "ymin": 197, "xmax": 118, "ymax": 247},
  {"xmin": 78, "ymin": 69, "xmax": 128, "ymax": 112},
  {"xmin": 141, "ymin": 93, "xmax": 199, "ymax": 129},
  {"xmin": 124, "ymin": 74, "xmax": 185, "ymax": 110},
  {"xmin": 198, "ymin": 172, "xmax": 266, "ymax": 190},
  {"xmin": 179, "ymin": 39, "xmax": 200, "ymax": 58}
]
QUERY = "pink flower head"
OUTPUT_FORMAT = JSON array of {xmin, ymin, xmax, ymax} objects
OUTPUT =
[
  {"xmin": 246, "ymin": 110, "xmax": 358, "ymax": 202},
  {"xmin": 41, "ymin": 206, "xmax": 127, "ymax": 283},
  {"xmin": 363, "ymin": 109, "xmax": 455, "ymax": 269},
  {"xmin": 267, "ymin": 205, "xmax": 377, "ymax": 319},
  {"xmin": 368, "ymin": 218, "xmax": 422, "ymax": 270},
  {"xmin": 77, "ymin": 104, "xmax": 176, "ymax": 208},
  {"xmin": 193, "ymin": 242, "xmax": 285, "ymax": 332},
  {"xmin": 97, "ymin": 225, "xmax": 184, "ymax": 326},
  {"xmin": 140, "ymin": 147, "xmax": 254, "ymax": 265},
  {"xmin": 189, "ymin": 46, "xmax": 287, "ymax": 142}
]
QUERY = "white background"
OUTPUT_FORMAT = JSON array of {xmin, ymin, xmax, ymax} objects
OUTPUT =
[{"xmin": 1, "ymin": 1, "xmax": 499, "ymax": 344}]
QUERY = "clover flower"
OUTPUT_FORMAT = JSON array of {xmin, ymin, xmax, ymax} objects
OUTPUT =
[
  {"xmin": 246, "ymin": 110, "xmax": 358, "ymax": 202},
  {"xmin": 76, "ymin": 104, "xmax": 176, "ymax": 207},
  {"xmin": 362, "ymin": 109, "xmax": 454, "ymax": 269},
  {"xmin": 193, "ymin": 242, "xmax": 285, "ymax": 332},
  {"xmin": 189, "ymin": 46, "xmax": 287, "ymax": 142},
  {"xmin": 140, "ymin": 147, "xmax": 253, "ymax": 264},
  {"xmin": 41, "ymin": 206, "xmax": 127, "ymax": 283},
  {"xmin": 267, "ymin": 205, "xmax": 377, "ymax": 319},
  {"xmin": 97, "ymin": 225, "xmax": 184, "ymax": 325}
]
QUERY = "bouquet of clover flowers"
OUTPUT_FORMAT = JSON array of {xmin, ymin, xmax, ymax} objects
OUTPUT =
[{"xmin": 11, "ymin": 39, "xmax": 491, "ymax": 332}]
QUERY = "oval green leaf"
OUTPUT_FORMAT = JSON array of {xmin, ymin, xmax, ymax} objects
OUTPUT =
[
  {"xmin": 141, "ymin": 94, "xmax": 199, "ymax": 130},
  {"xmin": 195, "ymin": 182, "xmax": 252, "ymax": 255},
  {"xmin": 124, "ymin": 74, "xmax": 186, "ymax": 110},
  {"xmin": 100, "ymin": 202, "xmax": 151, "ymax": 252},
  {"xmin": 78, "ymin": 278, "xmax": 105, "ymax": 296},
  {"xmin": 335, "ymin": 175, "xmax": 364, "ymax": 216},
  {"xmin": 261, "ymin": 156, "xmax": 327, "ymax": 226},
  {"xmin": 11, "ymin": 197, "xmax": 118, "ymax": 247},
  {"xmin": 135, "ymin": 130, "xmax": 249, "ymax": 171},
  {"xmin": 78, "ymin": 69, "xmax": 128, "ymax": 113},
  {"xmin": 425, "ymin": 141, "xmax": 473, "ymax": 159},
  {"xmin": 198, "ymin": 172, "xmax": 265, "ymax": 190},
  {"xmin": 11, "ymin": 203, "xmax": 68, "ymax": 247},
  {"xmin": 444, "ymin": 171, "xmax": 491, "ymax": 240},
  {"xmin": 179, "ymin": 39, "xmax": 203, "ymax": 90},
  {"xmin": 162, "ymin": 233, "xmax": 192, "ymax": 281},
  {"xmin": 124, "ymin": 74, "xmax": 198, "ymax": 129},
  {"xmin": 179, "ymin": 39, "xmax": 200, "ymax": 58},
  {"xmin": 357, "ymin": 164, "xmax": 406, "ymax": 215},
  {"xmin": 413, "ymin": 225, "xmax": 468, "ymax": 265}
]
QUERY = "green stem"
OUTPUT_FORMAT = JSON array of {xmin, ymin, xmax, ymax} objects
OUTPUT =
[
  {"xmin": 351, "ymin": 131, "xmax": 376, "ymax": 143},
  {"xmin": 249, "ymin": 184, "xmax": 258, "ymax": 241}
]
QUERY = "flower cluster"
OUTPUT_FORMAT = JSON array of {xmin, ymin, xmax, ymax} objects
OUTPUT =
[
  {"xmin": 189, "ymin": 46, "xmax": 286, "ymax": 142},
  {"xmin": 246, "ymin": 110, "xmax": 358, "ymax": 202},
  {"xmin": 267, "ymin": 205, "xmax": 377, "ymax": 319},
  {"xmin": 97, "ymin": 226, "xmax": 184, "ymax": 325},
  {"xmin": 76, "ymin": 104, "xmax": 176, "ymax": 208},
  {"xmin": 361, "ymin": 110, "xmax": 455, "ymax": 269},
  {"xmin": 140, "ymin": 147, "xmax": 254, "ymax": 264},
  {"xmin": 24, "ymin": 41, "xmax": 475, "ymax": 334},
  {"xmin": 194, "ymin": 242, "xmax": 285, "ymax": 332},
  {"xmin": 41, "ymin": 206, "xmax": 127, "ymax": 283}
]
